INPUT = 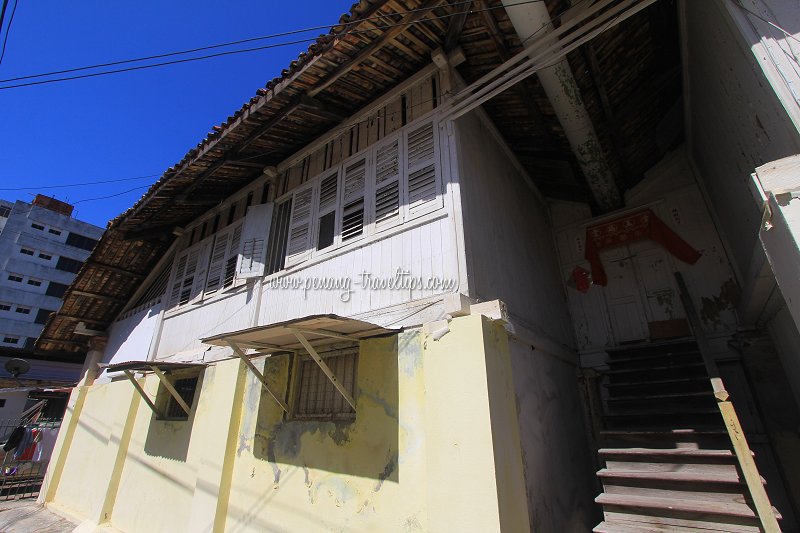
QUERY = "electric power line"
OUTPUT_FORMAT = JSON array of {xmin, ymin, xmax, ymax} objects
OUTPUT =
[
  {"xmin": 0, "ymin": 0, "xmax": 482, "ymax": 84},
  {"xmin": 0, "ymin": 173, "xmax": 160, "ymax": 191},
  {"xmin": 0, "ymin": 0, "xmax": 17, "ymax": 64},
  {"xmin": 72, "ymin": 185, "xmax": 150, "ymax": 204},
  {"xmin": 0, "ymin": 0, "xmax": 545, "ymax": 91}
]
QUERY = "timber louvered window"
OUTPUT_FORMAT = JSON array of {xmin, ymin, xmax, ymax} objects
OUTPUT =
[
  {"xmin": 204, "ymin": 229, "xmax": 232, "ymax": 295},
  {"xmin": 223, "ymin": 224, "xmax": 242, "ymax": 288},
  {"xmin": 317, "ymin": 173, "xmax": 338, "ymax": 251},
  {"xmin": 286, "ymin": 186, "xmax": 314, "ymax": 265},
  {"xmin": 342, "ymin": 158, "xmax": 367, "ymax": 242},
  {"xmin": 238, "ymin": 203, "xmax": 273, "ymax": 279},
  {"xmin": 266, "ymin": 199, "xmax": 292, "ymax": 275},
  {"xmin": 168, "ymin": 240, "xmax": 210, "ymax": 309},
  {"xmin": 272, "ymin": 118, "xmax": 443, "ymax": 270},
  {"xmin": 374, "ymin": 138, "xmax": 401, "ymax": 227},
  {"xmin": 405, "ymin": 121, "xmax": 440, "ymax": 215}
]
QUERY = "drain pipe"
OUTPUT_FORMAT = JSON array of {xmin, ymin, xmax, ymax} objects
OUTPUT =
[{"xmin": 501, "ymin": 0, "xmax": 622, "ymax": 211}]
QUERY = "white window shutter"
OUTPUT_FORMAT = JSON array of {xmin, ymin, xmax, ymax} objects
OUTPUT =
[
  {"xmin": 204, "ymin": 230, "xmax": 229, "ymax": 294},
  {"xmin": 223, "ymin": 224, "xmax": 243, "ymax": 288},
  {"xmin": 374, "ymin": 138, "xmax": 401, "ymax": 227},
  {"xmin": 286, "ymin": 187, "xmax": 314, "ymax": 264},
  {"xmin": 168, "ymin": 252, "xmax": 188, "ymax": 308},
  {"xmin": 178, "ymin": 247, "xmax": 200, "ymax": 306},
  {"xmin": 189, "ymin": 242, "xmax": 210, "ymax": 304},
  {"xmin": 405, "ymin": 121, "xmax": 441, "ymax": 216},
  {"xmin": 238, "ymin": 202, "xmax": 273, "ymax": 279},
  {"xmin": 342, "ymin": 157, "xmax": 367, "ymax": 241}
]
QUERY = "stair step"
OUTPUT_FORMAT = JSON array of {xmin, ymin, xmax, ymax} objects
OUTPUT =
[
  {"xmin": 606, "ymin": 376, "xmax": 711, "ymax": 387},
  {"xmin": 608, "ymin": 349, "xmax": 701, "ymax": 364},
  {"xmin": 607, "ymin": 391, "xmax": 714, "ymax": 403},
  {"xmin": 606, "ymin": 339, "xmax": 698, "ymax": 356},
  {"xmin": 597, "ymin": 469, "xmax": 750, "ymax": 485},
  {"xmin": 604, "ymin": 408, "xmax": 719, "ymax": 418},
  {"xmin": 599, "ymin": 448, "xmax": 738, "ymax": 459},
  {"xmin": 600, "ymin": 427, "xmax": 728, "ymax": 438},
  {"xmin": 607, "ymin": 353, "xmax": 703, "ymax": 371},
  {"xmin": 600, "ymin": 429, "xmax": 729, "ymax": 447},
  {"xmin": 606, "ymin": 376, "xmax": 711, "ymax": 390},
  {"xmin": 595, "ymin": 493, "xmax": 781, "ymax": 520},
  {"xmin": 604, "ymin": 362, "xmax": 706, "ymax": 376},
  {"xmin": 594, "ymin": 519, "xmax": 756, "ymax": 532}
]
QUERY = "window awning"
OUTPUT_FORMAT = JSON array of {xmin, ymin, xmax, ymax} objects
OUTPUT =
[
  {"xmin": 102, "ymin": 360, "xmax": 206, "ymax": 373},
  {"xmin": 201, "ymin": 314, "xmax": 397, "ymax": 353},
  {"xmin": 201, "ymin": 314, "xmax": 398, "ymax": 413},
  {"xmin": 100, "ymin": 360, "xmax": 207, "ymax": 418}
]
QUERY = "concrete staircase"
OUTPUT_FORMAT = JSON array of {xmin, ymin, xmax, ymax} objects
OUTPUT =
[{"xmin": 593, "ymin": 340, "xmax": 781, "ymax": 532}]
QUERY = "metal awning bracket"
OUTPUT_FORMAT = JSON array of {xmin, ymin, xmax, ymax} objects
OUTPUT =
[
  {"xmin": 150, "ymin": 366, "xmax": 191, "ymax": 415},
  {"xmin": 123, "ymin": 369, "xmax": 162, "ymax": 418},
  {"xmin": 226, "ymin": 340, "xmax": 289, "ymax": 413},
  {"xmin": 290, "ymin": 330, "xmax": 356, "ymax": 410}
]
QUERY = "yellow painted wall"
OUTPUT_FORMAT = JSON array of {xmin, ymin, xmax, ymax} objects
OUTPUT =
[{"xmin": 41, "ymin": 315, "xmax": 530, "ymax": 533}]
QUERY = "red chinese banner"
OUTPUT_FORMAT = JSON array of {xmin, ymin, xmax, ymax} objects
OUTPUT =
[{"xmin": 584, "ymin": 209, "xmax": 701, "ymax": 286}]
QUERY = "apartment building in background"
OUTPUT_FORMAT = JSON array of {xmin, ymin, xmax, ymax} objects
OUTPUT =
[{"xmin": 0, "ymin": 195, "xmax": 103, "ymax": 357}]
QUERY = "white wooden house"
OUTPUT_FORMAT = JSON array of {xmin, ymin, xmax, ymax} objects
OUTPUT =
[{"xmin": 35, "ymin": 1, "xmax": 800, "ymax": 532}]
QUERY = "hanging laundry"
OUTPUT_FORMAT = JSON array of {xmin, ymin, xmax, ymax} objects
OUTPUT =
[
  {"xmin": 2, "ymin": 426, "xmax": 25, "ymax": 452},
  {"xmin": 33, "ymin": 427, "xmax": 59, "ymax": 463},
  {"xmin": 14, "ymin": 428, "xmax": 39, "ymax": 461}
]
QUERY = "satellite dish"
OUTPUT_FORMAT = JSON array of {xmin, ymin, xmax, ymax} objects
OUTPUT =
[{"xmin": 5, "ymin": 358, "xmax": 30, "ymax": 378}]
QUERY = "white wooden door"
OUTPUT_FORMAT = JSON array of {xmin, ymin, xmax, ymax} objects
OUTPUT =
[
  {"xmin": 600, "ymin": 245, "xmax": 650, "ymax": 343},
  {"xmin": 629, "ymin": 240, "xmax": 685, "ymax": 324}
]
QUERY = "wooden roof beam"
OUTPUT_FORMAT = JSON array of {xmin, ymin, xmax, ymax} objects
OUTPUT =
[
  {"xmin": 445, "ymin": 1, "xmax": 471, "ymax": 51},
  {"xmin": 69, "ymin": 290, "xmax": 128, "ymax": 304},
  {"xmin": 39, "ymin": 338, "xmax": 88, "ymax": 348},
  {"xmin": 91, "ymin": 262, "xmax": 145, "ymax": 280},
  {"xmin": 308, "ymin": 0, "xmax": 445, "ymax": 98},
  {"xmin": 478, "ymin": 1, "xmax": 554, "ymax": 148},
  {"xmin": 54, "ymin": 313, "xmax": 112, "ymax": 324}
]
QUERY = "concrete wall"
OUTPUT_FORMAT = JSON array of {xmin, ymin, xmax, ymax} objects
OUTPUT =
[
  {"xmin": 509, "ymin": 338, "xmax": 599, "ymax": 531},
  {"xmin": 41, "ymin": 314, "xmax": 535, "ymax": 533},
  {"xmin": 454, "ymin": 111, "xmax": 574, "ymax": 349},
  {"xmin": 0, "ymin": 390, "xmax": 30, "ymax": 424}
]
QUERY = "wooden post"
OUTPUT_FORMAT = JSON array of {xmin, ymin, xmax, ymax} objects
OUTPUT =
[
  {"xmin": 123, "ymin": 370, "xmax": 161, "ymax": 418},
  {"xmin": 150, "ymin": 367, "xmax": 192, "ymax": 416},
  {"xmin": 226, "ymin": 341, "xmax": 289, "ymax": 413}
]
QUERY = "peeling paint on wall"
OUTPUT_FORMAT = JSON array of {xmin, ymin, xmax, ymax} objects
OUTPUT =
[{"xmin": 700, "ymin": 278, "xmax": 740, "ymax": 325}]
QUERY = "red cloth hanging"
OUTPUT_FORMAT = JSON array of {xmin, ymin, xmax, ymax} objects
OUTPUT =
[
  {"xmin": 570, "ymin": 266, "xmax": 592, "ymax": 293},
  {"xmin": 584, "ymin": 209, "xmax": 701, "ymax": 286}
]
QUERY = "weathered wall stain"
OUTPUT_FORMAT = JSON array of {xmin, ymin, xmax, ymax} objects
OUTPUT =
[{"xmin": 700, "ymin": 278, "xmax": 740, "ymax": 325}]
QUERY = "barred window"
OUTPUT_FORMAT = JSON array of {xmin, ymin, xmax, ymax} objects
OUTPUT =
[
  {"xmin": 157, "ymin": 375, "xmax": 200, "ymax": 420},
  {"xmin": 293, "ymin": 345, "xmax": 358, "ymax": 420}
]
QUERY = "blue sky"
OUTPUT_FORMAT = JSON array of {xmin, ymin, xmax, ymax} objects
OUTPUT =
[{"xmin": 0, "ymin": 1, "xmax": 348, "ymax": 228}]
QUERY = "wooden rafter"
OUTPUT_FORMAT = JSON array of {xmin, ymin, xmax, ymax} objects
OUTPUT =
[
  {"xmin": 308, "ymin": 0, "xmax": 445, "ymax": 98},
  {"xmin": 69, "ymin": 290, "xmax": 127, "ymax": 304},
  {"xmin": 444, "ymin": 1, "xmax": 471, "ymax": 51},
  {"xmin": 92, "ymin": 262, "xmax": 145, "ymax": 279},
  {"xmin": 477, "ymin": 0, "xmax": 554, "ymax": 148}
]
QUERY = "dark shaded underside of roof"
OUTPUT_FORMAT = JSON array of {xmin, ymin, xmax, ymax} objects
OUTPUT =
[{"xmin": 37, "ymin": 0, "xmax": 682, "ymax": 355}]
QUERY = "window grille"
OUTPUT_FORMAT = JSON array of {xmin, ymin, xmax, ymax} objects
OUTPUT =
[
  {"xmin": 293, "ymin": 346, "xmax": 358, "ymax": 420},
  {"xmin": 160, "ymin": 376, "xmax": 199, "ymax": 420}
]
